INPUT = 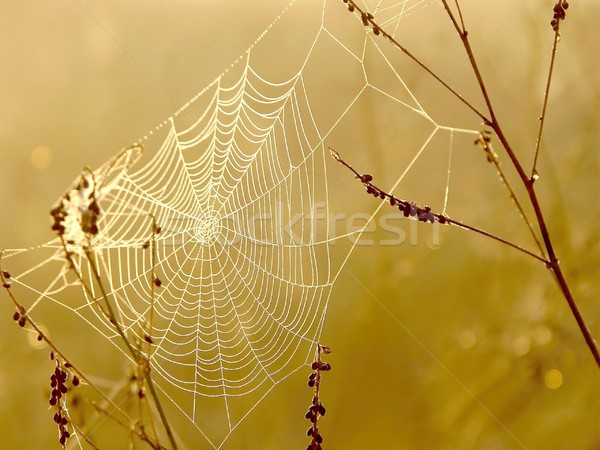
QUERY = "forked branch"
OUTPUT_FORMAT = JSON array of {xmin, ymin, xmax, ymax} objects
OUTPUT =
[{"xmin": 338, "ymin": 0, "xmax": 599, "ymax": 367}]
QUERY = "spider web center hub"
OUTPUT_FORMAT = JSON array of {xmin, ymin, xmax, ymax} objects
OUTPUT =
[{"xmin": 192, "ymin": 211, "xmax": 221, "ymax": 245}]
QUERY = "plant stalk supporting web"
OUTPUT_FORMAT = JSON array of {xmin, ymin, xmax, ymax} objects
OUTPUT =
[
  {"xmin": 74, "ymin": 168, "xmax": 179, "ymax": 448},
  {"xmin": 341, "ymin": 0, "xmax": 599, "ymax": 367},
  {"xmin": 5, "ymin": 161, "xmax": 181, "ymax": 449},
  {"xmin": 0, "ymin": 251, "xmax": 167, "ymax": 449}
]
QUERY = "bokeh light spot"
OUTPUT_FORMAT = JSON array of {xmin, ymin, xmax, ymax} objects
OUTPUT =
[
  {"xmin": 544, "ymin": 369, "xmax": 563, "ymax": 389},
  {"xmin": 533, "ymin": 325, "xmax": 552, "ymax": 345},
  {"xmin": 31, "ymin": 145, "xmax": 53, "ymax": 170},
  {"xmin": 457, "ymin": 329, "xmax": 477, "ymax": 349},
  {"xmin": 512, "ymin": 335, "xmax": 531, "ymax": 355}
]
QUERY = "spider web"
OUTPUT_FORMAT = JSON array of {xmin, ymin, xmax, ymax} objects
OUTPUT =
[{"xmin": 3, "ymin": 0, "xmax": 480, "ymax": 448}]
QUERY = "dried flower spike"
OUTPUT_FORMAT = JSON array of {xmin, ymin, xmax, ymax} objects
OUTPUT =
[
  {"xmin": 49, "ymin": 359, "xmax": 72, "ymax": 447},
  {"xmin": 305, "ymin": 344, "xmax": 331, "ymax": 450}
]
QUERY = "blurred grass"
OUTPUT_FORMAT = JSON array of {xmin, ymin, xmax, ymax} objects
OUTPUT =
[{"xmin": 1, "ymin": 1, "xmax": 599, "ymax": 449}]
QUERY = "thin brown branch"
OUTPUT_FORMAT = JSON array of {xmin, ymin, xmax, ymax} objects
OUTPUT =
[
  {"xmin": 87, "ymin": 397, "xmax": 165, "ymax": 450},
  {"xmin": 453, "ymin": 0, "xmax": 467, "ymax": 33},
  {"xmin": 525, "ymin": 182, "xmax": 600, "ymax": 366},
  {"xmin": 69, "ymin": 422, "xmax": 103, "ymax": 450},
  {"xmin": 531, "ymin": 25, "xmax": 561, "ymax": 180},
  {"xmin": 330, "ymin": 148, "xmax": 549, "ymax": 265},
  {"xmin": 343, "ymin": 1, "xmax": 490, "ymax": 123},
  {"xmin": 83, "ymin": 249, "xmax": 179, "ymax": 450},
  {"xmin": 0, "ymin": 254, "xmax": 164, "ymax": 447},
  {"xmin": 439, "ymin": 1, "xmax": 531, "ymax": 185},
  {"xmin": 1, "ymin": 256, "xmax": 133, "ymax": 418},
  {"xmin": 475, "ymin": 131, "xmax": 546, "ymax": 256}
]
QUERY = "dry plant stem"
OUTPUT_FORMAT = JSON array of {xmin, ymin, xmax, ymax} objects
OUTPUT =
[
  {"xmin": 452, "ymin": 0, "xmax": 466, "ymax": 31},
  {"xmin": 81, "ymin": 247, "xmax": 180, "ymax": 449},
  {"xmin": 70, "ymin": 422, "xmax": 102, "ymax": 450},
  {"xmin": 526, "ymin": 185, "xmax": 600, "ymax": 366},
  {"xmin": 330, "ymin": 147, "xmax": 549, "ymax": 265},
  {"xmin": 148, "ymin": 215, "xmax": 158, "ymax": 357},
  {"xmin": 532, "ymin": 26, "xmax": 561, "ymax": 178},
  {"xmin": 439, "ymin": 1, "xmax": 600, "ymax": 367},
  {"xmin": 88, "ymin": 398, "xmax": 164, "ymax": 450},
  {"xmin": 142, "ymin": 390, "xmax": 161, "ymax": 448},
  {"xmin": 54, "ymin": 237, "xmax": 178, "ymax": 449},
  {"xmin": 478, "ymin": 135, "xmax": 545, "ymax": 256},
  {"xmin": 0, "ymin": 254, "xmax": 159, "ymax": 448}
]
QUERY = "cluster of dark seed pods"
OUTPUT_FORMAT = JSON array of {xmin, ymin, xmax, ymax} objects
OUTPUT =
[
  {"xmin": 2, "ymin": 269, "xmax": 11, "ymax": 289},
  {"xmin": 49, "ymin": 356, "xmax": 79, "ymax": 447},
  {"xmin": 342, "ymin": 0, "xmax": 380, "ymax": 35},
  {"xmin": 551, "ymin": 1, "xmax": 569, "ymax": 31},
  {"xmin": 330, "ymin": 148, "xmax": 450, "ymax": 226},
  {"xmin": 305, "ymin": 345, "xmax": 331, "ymax": 450}
]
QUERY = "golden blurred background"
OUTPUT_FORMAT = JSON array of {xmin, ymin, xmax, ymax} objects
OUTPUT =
[{"xmin": 1, "ymin": 1, "xmax": 598, "ymax": 449}]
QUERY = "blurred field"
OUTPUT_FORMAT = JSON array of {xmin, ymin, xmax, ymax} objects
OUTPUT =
[{"xmin": 1, "ymin": 1, "xmax": 599, "ymax": 449}]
